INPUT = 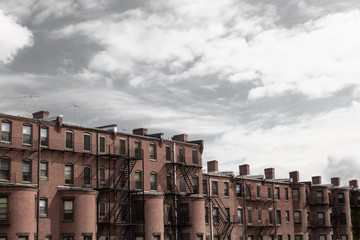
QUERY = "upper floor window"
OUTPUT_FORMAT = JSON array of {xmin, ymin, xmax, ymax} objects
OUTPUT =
[
  {"xmin": 340, "ymin": 212, "xmax": 346, "ymax": 225},
  {"xmin": 316, "ymin": 190, "xmax": 324, "ymax": 203},
  {"xmin": 99, "ymin": 201, "xmax": 106, "ymax": 218},
  {"xmin": 294, "ymin": 211, "xmax": 301, "ymax": 224},
  {"xmin": 203, "ymin": 179, "xmax": 208, "ymax": 195},
  {"xmin": 40, "ymin": 161, "xmax": 48, "ymax": 179},
  {"xmin": 224, "ymin": 182, "xmax": 229, "ymax": 196},
  {"xmin": 1, "ymin": 121, "xmax": 11, "ymax": 142},
  {"xmin": 83, "ymin": 134, "xmax": 91, "ymax": 152},
  {"xmin": 134, "ymin": 141, "xmax": 141, "ymax": 158},
  {"xmin": 0, "ymin": 157, "xmax": 10, "ymax": 181},
  {"xmin": 293, "ymin": 189, "xmax": 299, "ymax": 202},
  {"xmin": 205, "ymin": 207, "xmax": 209, "ymax": 224},
  {"xmin": 179, "ymin": 175, "xmax": 186, "ymax": 193},
  {"xmin": 257, "ymin": 185, "xmax": 261, "ymax": 199},
  {"xmin": 65, "ymin": 164, "xmax": 74, "ymax": 185},
  {"xmin": 193, "ymin": 176, "xmax": 199, "ymax": 194},
  {"xmin": 83, "ymin": 166, "xmax": 91, "ymax": 187},
  {"xmin": 212, "ymin": 181, "xmax": 218, "ymax": 196},
  {"xmin": 248, "ymin": 208, "xmax": 252, "ymax": 224},
  {"xmin": 22, "ymin": 124, "xmax": 32, "ymax": 145},
  {"xmin": 40, "ymin": 198, "xmax": 48, "ymax": 217},
  {"xmin": 22, "ymin": 160, "xmax": 32, "ymax": 182},
  {"xmin": 238, "ymin": 208, "xmax": 243, "ymax": 224},
  {"xmin": 40, "ymin": 127, "xmax": 48, "ymax": 147},
  {"xmin": 178, "ymin": 148, "xmax": 185, "ymax": 163},
  {"xmin": 63, "ymin": 199, "xmax": 74, "ymax": 221},
  {"xmin": 99, "ymin": 167, "xmax": 106, "ymax": 184},
  {"xmin": 150, "ymin": 172, "xmax": 157, "ymax": 191},
  {"xmin": 135, "ymin": 171, "xmax": 142, "ymax": 189},
  {"xmin": 269, "ymin": 209, "xmax": 274, "ymax": 225},
  {"xmin": 275, "ymin": 187, "xmax": 280, "ymax": 200},
  {"xmin": 120, "ymin": 139, "xmax": 126, "ymax": 155},
  {"xmin": 285, "ymin": 188, "xmax": 289, "ymax": 201},
  {"xmin": 286, "ymin": 210, "xmax": 290, "ymax": 222},
  {"xmin": 150, "ymin": 143, "xmax": 157, "ymax": 160},
  {"xmin": 99, "ymin": 136, "xmax": 106, "ymax": 153},
  {"xmin": 246, "ymin": 184, "xmax": 251, "ymax": 199},
  {"xmin": 192, "ymin": 149, "xmax": 198, "ymax": 165},
  {"xmin": 236, "ymin": 183, "xmax": 242, "ymax": 197},
  {"xmin": 213, "ymin": 207, "xmax": 219, "ymax": 224},
  {"xmin": 318, "ymin": 212, "xmax": 325, "ymax": 225},
  {"xmin": 276, "ymin": 210, "xmax": 282, "ymax": 225},
  {"xmin": 65, "ymin": 131, "xmax": 74, "ymax": 150},
  {"xmin": 0, "ymin": 196, "xmax": 8, "ymax": 220},
  {"xmin": 166, "ymin": 145, "xmax": 171, "ymax": 162},
  {"xmin": 338, "ymin": 192, "xmax": 345, "ymax": 204},
  {"xmin": 267, "ymin": 186, "xmax": 272, "ymax": 199}
]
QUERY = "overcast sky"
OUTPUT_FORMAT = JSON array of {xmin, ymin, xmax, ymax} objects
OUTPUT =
[{"xmin": 1, "ymin": 0, "xmax": 360, "ymax": 184}]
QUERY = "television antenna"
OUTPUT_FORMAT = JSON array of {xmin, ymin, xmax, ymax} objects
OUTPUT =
[{"xmin": 14, "ymin": 93, "xmax": 39, "ymax": 114}]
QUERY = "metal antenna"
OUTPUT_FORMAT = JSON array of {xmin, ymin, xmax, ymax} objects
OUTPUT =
[{"xmin": 13, "ymin": 93, "xmax": 39, "ymax": 115}]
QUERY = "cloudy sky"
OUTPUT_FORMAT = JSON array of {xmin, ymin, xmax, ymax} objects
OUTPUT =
[{"xmin": 1, "ymin": 0, "xmax": 360, "ymax": 184}]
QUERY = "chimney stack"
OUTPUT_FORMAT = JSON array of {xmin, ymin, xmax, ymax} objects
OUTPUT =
[
  {"xmin": 133, "ymin": 128, "xmax": 148, "ymax": 136},
  {"xmin": 331, "ymin": 177, "xmax": 340, "ymax": 187},
  {"xmin": 289, "ymin": 171, "xmax": 299, "ymax": 183},
  {"xmin": 32, "ymin": 110, "xmax": 49, "ymax": 119},
  {"xmin": 172, "ymin": 134, "xmax": 188, "ymax": 142},
  {"xmin": 239, "ymin": 164, "xmax": 250, "ymax": 176},
  {"xmin": 207, "ymin": 160, "xmax": 218, "ymax": 172},
  {"xmin": 264, "ymin": 168, "xmax": 275, "ymax": 179},
  {"xmin": 312, "ymin": 176, "xmax": 322, "ymax": 185},
  {"xmin": 349, "ymin": 179, "xmax": 359, "ymax": 188}
]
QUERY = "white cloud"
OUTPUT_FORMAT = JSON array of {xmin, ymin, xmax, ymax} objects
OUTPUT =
[{"xmin": 0, "ymin": 10, "xmax": 33, "ymax": 64}]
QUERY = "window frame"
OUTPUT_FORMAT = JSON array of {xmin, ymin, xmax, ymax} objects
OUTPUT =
[
  {"xmin": 275, "ymin": 187, "xmax": 280, "ymax": 200},
  {"xmin": 40, "ymin": 127, "xmax": 49, "ymax": 147},
  {"xmin": 238, "ymin": 208, "xmax": 243, "ymax": 224},
  {"xmin": 65, "ymin": 131, "xmax": 74, "ymax": 150},
  {"xmin": 40, "ymin": 161, "xmax": 48, "ymax": 180},
  {"xmin": 224, "ymin": 182, "xmax": 229, "ymax": 197},
  {"xmin": 120, "ymin": 138, "xmax": 126, "ymax": 155},
  {"xmin": 134, "ymin": 141, "xmax": 141, "ymax": 158},
  {"xmin": 22, "ymin": 159, "xmax": 32, "ymax": 182},
  {"xmin": 1, "ymin": 121, "xmax": 11, "ymax": 143},
  {"xmin": 0, "ymin": 196, "xmax": 8, "ymax": 220},
  {"xmin": 83, "ymin": 165, "xmax": 91, "ymax": 187},
  {"xmin": 150, "ymin": 172, "xmax": 157, "ymax": 191},
  {"xmin": 316, "ymin": 190, "xmax": 324, "ymax": 203},
  {"xmin": 83, "ymin": 133, "xmax": 91, "ymax": 152},
  {"xmin": 212, "ymin": 181, "xmax": 218, "ymax": 196},
  {"xmin": 192, "ymin": 149, "xmax": 198, "ymax": 165},
  {"xmin": 293, "ymin": 189, "xmax": 299, "ymax": 202},
  {"xmin": 134, "ymin": 171, "xmax": 142, "ymax": 190},
  {"xmin": 65, "ymin": 164, "xmax": 74, "ymax": 185},
  {"xmin": 165, "ymin": 145, "xmax": 171, "ymax": 162},
  {"xmin": 178, "ymin": 147, "xmax": 185, "ymax": 163},
  {"xmin": 98, "ymin": 135, "xmax": 106, "ymax": 153},
  {"xmin": 338, "ymin": 192, "xmax": 345, "ymax": 204},
  {"xmin": 149, "ymin": 143, "xmax": 157, "ymax": 160},
  {"xmin": 317, "ymin": 212, "xmax": 325, "ymax": 225},
  {"xmin": 203, "ymin": 179, "xmax": 208, "ymax": 195},
  {"xmin": 22, "ymin": 124, "xmax": 32, "ymax": 145},
  {"xmin": 63, "ymin": 198, "xmax": 74, "ymax": 221},
  {"xmin": 99, "ymin": 201, "xmax": 106, "ymax": 218},
  {"xmin": 0, "ymin": 157, "xmax": 10, "ymax": 181},
  {"xmin": 40, "ymin": 198, "xmax": 48, "ymax": 217},
  {"xmin": 99, "ymin": 167, "xmax": 106, "ymax": 184},
  {"xmin": 294, "ymin": 211, "xmax": 301, "ymax": 224}
]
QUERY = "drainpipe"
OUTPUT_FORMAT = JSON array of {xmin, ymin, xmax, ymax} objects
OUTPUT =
[
  {"xmin": 243, "ymin": 178, "xmax": 247, "ymax": 240},
  {"xmin": 36, "ymin": 121, "xmax": 41, "ymax": 240},
  {"xmin": 273, "ymin": 183, "xmax": 277, "ymax": 239},
  {"xmin": 209, "ymin": 176, "xmax": 213, "ymax": 240},
  {"xmin": 173, "ymin": 142, "xmax": 178, "ymax": 240}
]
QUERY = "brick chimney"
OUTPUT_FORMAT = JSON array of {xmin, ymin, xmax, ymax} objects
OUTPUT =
[
  {"xmin": 349, "ymin": 179, "xmax": 359, "ymax": 188},
  {"xmin": 57, "ymin": 115, "xmax": 63, "ymax": 127},
  {"xmin": 32, "ymin": 110, "xmax": 49, "ymax": 119},
  {"xmin": 133, "ymin": 128, "xmax": 148, "ymax": 135},
  {"xmin": 264, "ymin": 168, "xmax": 275, "ymax": 179},
  {"xmin": 172, "ymin": 134, "xmax": 188, "ymax": 142},
  {"xmin": 289, "ymin": 171, "xmax": 299, "ymax": 183},
  {"xmin": 239, "ymin": 164, "xmax": 250, "ymax": 176},
  {"xmin": 312, "ymin": 176, "xmax": 322, "ymax": 185},
  {"xmin": 207, "ymin": 160, "xmax": 218, "ymax": 172},
  {"xmin": 331, "ymin": 177, "xmax": 340, "ymax": 187}
]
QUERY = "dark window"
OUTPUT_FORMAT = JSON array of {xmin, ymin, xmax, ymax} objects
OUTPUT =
[
  {"xmin": 134, "ymin": 141, "xmax": 141, "ymax": 158},
  {"xmin": 83, "ymin": 166, "xmax": 91, "ymax": 186},
  {"xmin": 286, "ymin": 210, "xmax": 290, "ymax": 222},
  {"xmin": 246, "ymin": 184, "xmax": 251, "ymax": 199},
  {"xmin": 205, "ymin": 207, "xmax": 209, "ymax": 224},
  {"xmin": 40, "ymin": 127, "xmax": 48, "ymax": 147},
  {"xmin": 267, "ymin": 186, "xmax": 272, "ymax": 199},
  {"xmin": 165, "ymin": 204, "xmax": 172, "ymax": 224},
  {"xmin": 65, "ymin": 164, "xmax": 74, "ymax": 185},
  {"xmin": 275, "ymin": 187, "xmax": 280, "ymax": 200},
  {"xmin": 22, "ymin": 160, "xmax": 32, "ymax": 182},
  {"xmin": 18, "ymin": 237, "xmax": 28, "ymax": 240},
  {"xmin": 178, "ymin": 148, "xmax": 185, "ymax": 163},
  {"xmin": 83, "ymin": 134, "xmax": 91, "ymax": 152},
  {"xmin": 285, "ymin": 188, "xmax": 289, "ymax": 201},
  {"xmin": 166, "ymin": 174, "xmax": 172, "ymax": 192},
  {"xmin": 0, "ymin": 196, "xmax": 8, "ymax": 220},
  {"xmin": 257, "ymin": 208, "xmax": 262, "ymax": 222},
  {"xmin": 295, "ymin": 236, "xmax": 302, "ymax": 240},
  {"xmin": 135, "ymin": 171, "xmax": 142, "ymax": 189},
  {"xmin": 269, "ymin": 209, "xmax": 274, "ymax": 225},
  {"xmin": 99, "ymin": 201, "xmax": 106, "ymax": 218},
  {"xmin": 166, "ymin": 145, "xmax": 171, "ymax": 161},
  {"xmin": 278, "ymin": 236, "xmax": 282, "ymax": 240},
  {"xmin": 40, "ymin": 161, "xmax": 48, "ymax": 179},
  {"xmin": 150, "ymin": 172, "xmax": 157, "ymax": 191},
  {"xmin": 294, "ymin": 211, "xmax": 301, "ymax": 224},
  {"xmin": 22, "ymin": 124, "xmax": 32, "ymax": 145},
  {"xmin": 63, "ymin": 199, "xmax": 74, "ymax": 221},
  {"xmin": 257, "ymin": 185, "xmax": 260, "ymax": 199},
  {"xmin": 1, "ymin": 121, "xmax": 11, "ymax": 142},
  {"xmin": 63, "ymin": 237, "xmax": 73, "ymax": 240},
  {"xmin": 120, "ymin": 139, "xmax": 126, "ymax": 155},
  {"xmin": 316, "ymin": 191, "xmax": 324, "ymax": 203},
  {"xmin": 83, "ymin": 236, "xmax": 92, "ymax": 240},
  {"xmin": 133, "ymin": 200, "xmax": 144, "ymax": 223},
  {"xmin": 179, "ymin": 175, "xmax": 186, "ymax": 192},
  {"xmin": 276, "ymin": 210, "xmax": 282, "ymax": 224},
  {"xmin": 212, "ymin": 181, "xmax": 218, "ymax": 195},
  {"xmin": 225, "ymin": 208, "xmax": 230, "ymax": 222},
  {"xmin": 340, "ymin": 213, "xmax": 346, "ymax": 225},
  {"xmin": 238, "ymin": 208, "xmax": 243, "ymax": 224},
  {"xmin": 236, "ymin": 183, "xmax": 242, "ymax": 197},
  {"xmin": 99, "ymin": 136, "xmax": 106, "ymax": 153},
  {"xmin": 40, "ymin": 198, "xmax": 48, "ymax": 217},
  {"xmin": 213, "ymin": 207, "xmax": 219, "ymax": 224},
  {"xmin": 293, "ymin": 189, "xmax": 299, "ymax": 202},
  {"xmin": 248, "ymin": 208, "xmax": 252, "ymax": 224},
  {"xmin": 203, "ymin": 179, "xmax": 208, "ymax": 195},
  {"xmin": 99, "ymin": 167, "xmax": 106, "ymax": 184},
  {"xmin": 150, "ymin": 143, "xmax": 156, "ymax": 160},
  {"xmin": 65, "ymin": 131, "xmax": 73, "ymax": 149},
  {"xmin": 193, "ymin": 176, "xmax": 199, "ymax": 194},
  {"xmin": 318, "ymin": 212, "xmax": 325, "ymax": 225},
  {"xmin": 192, "ymin": 149, "xmax": 198, "ymax": 165},
  {"xmin": 224, "ymin": 182, "xmax": 229, "ymax": 196},
  {"xmin": 338, "ymin": 192, "xmax": 345, "ymax": 204},
  {"xmin": 0, "ymin": 157, "xmax": 10, "ymax": 180},
  {"xmin": 179, "ymin": 203, "xmax": 189, "ymax": 225}
]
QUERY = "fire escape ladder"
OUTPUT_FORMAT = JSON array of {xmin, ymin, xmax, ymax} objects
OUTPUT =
[
  {"xmin": 114, "ymin": 193, "xmax": 130, "ymax": 223},
  {"xmin": 332, "ymin": 203, "xmax": 340, "ymax": 239},
  {"xmin": 211, "ymin": 196, "xmax": 230, "ymax": 237},
  {"xmin": 178, "ymin": 164, "xmax": 195, "ymax": 194}
]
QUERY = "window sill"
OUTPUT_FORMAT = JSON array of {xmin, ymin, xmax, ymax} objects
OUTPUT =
[
  {"xmin": 0, "ymin": 141, "xmax": 11, "ymax": 144},
  {"xmin": 150, "ymin": 159, "xmax": 157, "ymax": 162},
  {"xmin": 40, "ymin": 215, "xmax": 48, "ymax": 218},
  {"xmin": 22, "ymin": 143, "xmax": 33, "ymax": 147},
  {"xmin": 0, "ymin": 179, "xmax": 10, "ymax": 182},
  {"xmin": 21, "ymin": 181, "xmax": 32, "ymax": 184},
  {"xmin": 62, "ymin": 219, "xmax": 74, "ymax": 222},
  {"xmin": 40, "ymin": 177, "xmax": 48, "ymax": 181}
]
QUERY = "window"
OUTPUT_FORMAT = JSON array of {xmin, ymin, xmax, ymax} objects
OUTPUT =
[
  {"xmin": 150, "ymin": 172, "xmax": 157, "ymax": 191},
  {"xmin": 0, "ymin": 197, "xmax": 8, "ymax": 220},
  {"xmin": 278, "ymin": 236, "xmax": 282, "ymax": 240},
  {"xmin": 166, "ymin": 174, "xmax": 172, "ymax": 192},
  {"xmin": 295, "ymin": 236, "xmax": 302, "ymax": 240},
  {"xmin": 40, "ymin": 198, "xmax": 48, "ymax": 217},
  {"xmin": 285, "ymin": 188, "xmax": 289, "ymax": 201},
  {"xmin": 166, "ymin": 145, "xmax": 171, "ymax": 161},
  {"xmin": 286, "ymin": 210, "xmax": 290, "ymax": 222},
  {"xmin": 153, "ymin": 235, "xmax": 160, "ymax": 240},
  {"xmin": 294, "ymin": 211, "xmax": 301, "ymax": 224},
  {"xmin": 212, "ymin": 181, "xmax": 218, "ymax": 195},
  {"xmin": 99, "ymin": 136, "xmax": 106, "ymax": 153},
  {"xmin": 205, "ymin": 207, "xmax": 209, "ymax": 224},
  {"xmin": 236, "ymin": 183, "xmax": 241, "ymax": 197},
  {"xmin": 247, "ymin": 208, "xmax": 252, "ymax": 224},
  {"xmin": 0, "ymin": 157, "xmax": 10, "ymax": 180},
  {"xmin": 40, "ymin": 161, "xmax": 48, "ymax": 179},
  {"xmin": 293, "ymin": 189, "xmax": 299, "ymax": 202},
  {"xmin": 65, "ymin": 131, "xmax": 74, "ymax": 149},
  {"xmin": 83, "ymin": 236, "xmax": 92, "ymax": 240},
  {"xmin": 179, "ymin": 175, "xmax": 186, "ymax": 192},
  {"xmin": 267, "ymin": 186, "xmax": 272, "ymax": 199},
  {"xmin": 341, "ymin": 235, "xmax": 347, "ymax": 240},
  {"xmin": 257, "ymin": 185, "xmax": 260, "ymax": 199},
  {"xmin": 316, "ymin": 190, "xmax": 324, "ymax": 203},
  {"xmin": 83, "ymin": 166, "xmax": 91, "ymax": 187},
  {"xmin": 40, "ymin": 127, "xmax": 48, "ymax": 147},
  {"xmin": 319, "ymin": 235, "xmax": 326, "ymax": 240},
  {"xmin": 22, "ymin": 160, "xmax": 32, "ymax": 182},
  {"xmin": 192, "ymin": 149, "xmax": 198, "ymax": 165},
  {"xmin": 120, "ymin": 139, "xmax": 126, "ymax": 155},
  {"xmin": 257, "ymin": 209, "xmax": 262, "ymax": 222},
  {"xmin": 197, "ymin": 234, "xmax": 204, "ymax": 240},
  {"xmin": 23, "ymin": 124, "xmax": 32, "ymax": 145},
  {"xmin": 65, "ymin": 164, "xmax": 74, "ymax": 185},
  {"xmin": 150, "ymin": 143, "xmax": 156, "ymax": 160},
  {"xmin": 99, "ymin": 167, "xmax": 106, "ymax": 184},
  {"xmin": 203, "ymin": 179, "xmax": 208, "ymax": 195},
  {"xmin": 63, "ymin": 236, "xmax": 74, "ymax": 240},
  {"xmin": 99, "ymin": 201, "xmax": 106, "ymax": 218},
  {"xmin": 179, "ymin": 203, "xmax": 189, "ymax": 225},
  {"xmin": 275, "ymin": 187, "xmax": 280, "ymax": 200},
  {"xmin": 225, "ymin": 208, "xmax": 230, "ymax": 222},
  {"xmin": 46, "ymin": 236, "xmax": 52, "ymax": 240},
  {"xmin": 224, "ymin": 182, "xmax": 229, "ymax": 196},
  {"xmin": 134, "ymin": 141, "xmax": 141, "ymax": 158},
  {"xmin": 246, "ymin": 184, "xmax": 251, "ymax": 199},
  {"xmin": 238, "ymin": 208, "xmax": 243, "ymax": 224},
  {"xmin": 193, "ymin": 176, "xmax": 199, "ymax": 194},
  {"xmin": 307, "ymin": 212, "xmax": 310, "ymax": 224},
  {"xmin": 1, "ymin": 121, "xmax": 11, "ymax": 142},
  {"xmin": 340, "ymin": 212, "xmax": 346, "ymax": 225},
  {"xmin": 338, "ymin": 192, "xmax": 345, "ymax": 204},
  {"xmin": 213, "ymin": 207, "xmax": 219, "ymax": 224},
  {"xmin": 178, "ymin": 148, "xmax": 185, "ymax": 163},
  {"xmin": 166, "ymin": 204, "xmax": 172, "ymax": 224},
  {"xmin": 318, "ymin": 212, "xmax": 325, "ymax": 225},
  {"xmin": 276, "ymin": 210, "xmax": 281, "ymax": 225},
  {"xmin": 269, "ymin": 209, "xmax": 273, "ymax": 225},
  {"xmin": 135, "ymin": 171, "xmax": 142, "ymax": 189},
  {"xmin": 83, "ymin": 134, "xmax": 91, "ymax": 152},
  {"xmin": 18, "ymin": 237, "xmax": 28, "ymax": 240},
  {"xmin": 63, "ymin": 199, "xmax": 74, "ymax": 221}
]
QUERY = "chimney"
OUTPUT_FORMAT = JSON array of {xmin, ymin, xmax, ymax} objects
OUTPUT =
[
  {"xmin": 289, "ymin": 171, "xmax": 299, "ymax": 183},
  {"xmin": 312, "ymin": 176, "xmax": 322, "ymax": 185},
  {"xmin": 132, "ymin": 128, "xmax": 148, "ymax": 136},
  {"xmin": 207, "ymin": 160, "xmax": 218, "ymax": 172},
  {"xmin": 349, "ymin": 179, "xmax": 359, "ymax": 188},
  {"xmin": 32, "ymin": 110, "xmax": 49, "ymax": 119},
  {"xmin": 331, "ymin": 177, "xmax": 340, "ymax": 187},
  {"xmin": 264, "ymin": 168, "xmax": 275, "ymax": 179},
  {"xmin": 57, "ymin": 115, "xmax": 63, "ymax": 127},
  {"xmin": 172, "ymin": 134, "xmax": 188, "ymax": 142},
  {"xmin": 239, "ymin": 164, "xmax": 250, "ymax": 176}
]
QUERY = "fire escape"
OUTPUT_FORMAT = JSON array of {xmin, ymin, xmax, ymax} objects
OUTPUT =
[{"xmin": 97, "ymin": 145, "xmax": 144, "ymax": 240}]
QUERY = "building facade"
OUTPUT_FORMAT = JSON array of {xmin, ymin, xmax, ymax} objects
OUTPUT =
[{"xmin": 0, "ymin": 111, "xmax": 357, "ymax": 240}]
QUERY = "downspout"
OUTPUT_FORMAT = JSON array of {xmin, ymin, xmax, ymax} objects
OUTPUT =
[
  {"xmin": 243, "ymin": 178, "xmax": 247, "ymax": 240},
  {"xmin": 36, "ymin": 121, "xmax": 41, "ymax": 239},
  {"xmin": 173, "ymin": 142, "xmax": 178, "ymax": 240},
  {"xmin": 273, "ymin": 182, "xmax": 277, "ymax": 239},
  {"xmin": 209, "ymin": 176, "xmax": 213, "ymax": 240}
]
